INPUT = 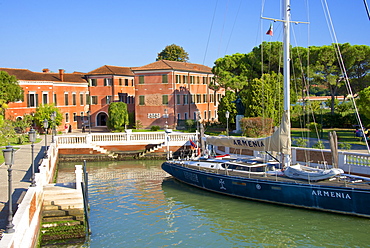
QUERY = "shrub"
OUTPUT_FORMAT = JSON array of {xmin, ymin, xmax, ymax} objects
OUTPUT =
[
  {"xmin": 338, "ymin": 142, "xmax": 351, "ymax": 150},
  {"xmin": 150, "ymin": 125, "xmax": 160, "ymax": 131},
  {"xmin": 240, "ymin": 117, "xmax": 273, "ymax": 138},
  {"xmin": 312, "ymin": 140, "xmax": 325, "ymax": 149},
  {"xmin": 292, "ymin": 137, "xmax": 308, "ymax": 147},
  {"xmin": 185, "ymin": 119, "xmax": 195, "ymax": 131},
  {"xmin": 135, "ymin": 120, "xmax": 143, "ymax": 130},
  {"xmin": 306, "ymin": 122, "xmax": 322, "ymax": 133}
]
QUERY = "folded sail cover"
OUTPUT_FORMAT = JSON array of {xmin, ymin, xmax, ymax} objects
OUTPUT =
[{"xmin": 206, "ymin": 111, "xmax": 291, "ymax": 155}]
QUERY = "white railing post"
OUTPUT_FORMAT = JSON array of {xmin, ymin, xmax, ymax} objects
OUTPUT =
[
  {"xmin": 291, "ymin": 148, "xmax": 297, "ymax": 164},
  {"xmin": 86, "ymin": 134, "xmax": 92, "ymax": 145},
  {"xmin": 75, "ymin": 165, "xmax": 83, "ymax": 190}
]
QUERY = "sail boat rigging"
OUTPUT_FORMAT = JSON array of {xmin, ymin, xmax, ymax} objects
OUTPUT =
[{"xmin": 161, "ymin": 0, "xmax": 370, "ymax": 218}]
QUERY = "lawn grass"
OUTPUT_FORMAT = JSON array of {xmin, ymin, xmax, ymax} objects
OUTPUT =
[{"xmin": 291, "ymin": 128, "xmax": 366, "ymax": 145}]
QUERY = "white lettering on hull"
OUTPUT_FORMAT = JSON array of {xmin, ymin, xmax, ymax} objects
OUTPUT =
[
  {"xmin": 312, "ymin": 190, "xmax": 351, "ymax": 199},
  {"xmin": 183, "ymin": 171, "xmax": 199, "ymax": 183}
]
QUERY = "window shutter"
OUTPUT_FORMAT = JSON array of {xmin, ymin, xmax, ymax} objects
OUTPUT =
[{"xmin": 35, "ymin": 94, "xmax": 39, "ymax": 107}]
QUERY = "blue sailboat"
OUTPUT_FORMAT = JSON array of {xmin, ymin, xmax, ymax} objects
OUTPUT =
[{"xmin": 162, "ymin": 0, "xmax": 370, "ymax": 218}]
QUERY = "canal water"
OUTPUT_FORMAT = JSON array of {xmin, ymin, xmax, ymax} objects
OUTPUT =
[{"xmin": 57, "ymin": 160, "xmax": 370, "ymax": 247}]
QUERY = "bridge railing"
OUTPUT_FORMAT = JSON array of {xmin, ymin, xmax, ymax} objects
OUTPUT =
[{"xmin": 55, "ymin": 132, "xmax": 198, "ymax": 147}]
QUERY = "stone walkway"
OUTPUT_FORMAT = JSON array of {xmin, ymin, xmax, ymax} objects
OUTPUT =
[{"xmin": 0, "ymin": 134, "xmax": 48, "ymax": 236}]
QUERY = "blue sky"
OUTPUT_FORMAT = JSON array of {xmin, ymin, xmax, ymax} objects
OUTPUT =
[{"xmin": 0, "ymin": 0, "xmax": 369, "ymax": 73}]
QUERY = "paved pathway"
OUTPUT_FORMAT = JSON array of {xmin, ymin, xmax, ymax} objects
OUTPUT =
[{"xmin": 0, "ymin": 134, "xmax": 49, "ymax": 235}]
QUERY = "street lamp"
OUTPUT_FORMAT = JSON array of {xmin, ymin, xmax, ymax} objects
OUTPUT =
[
  {"xmin": 225, "ymin": 111, "xmax": 230, "ymax": 136},
  {"xmin": 164, "ymin": 109, "xmax": 168, "ymax": 129},
  {"xmin": 50, "ymin": 111, "xmax": 56, "ymax": 143},
  {"xmin": 320, "ymin": 102, "xmax": 324, "ymax": 139},
  {"xmin": 43, "ymin": 119, "xmax": 48, "ymax": 156},
  {"xmin": 3, "ymin": 146, "xmax": 15, "ymax": 233},
  {"xmin": 29, "ymin": 128, "xmax": 36, "ymax": 187},
  {"xmin": 87, "ymin": 111, "xmax": 91, "ymax": 134}
]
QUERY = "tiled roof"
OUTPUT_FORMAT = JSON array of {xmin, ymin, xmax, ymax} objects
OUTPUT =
[
  {"xmin": 132, "ymin": 60, "xmax": 212, "ymax": 73},
  {"xmin": 87, "ymin": 65, "xmax": 134, "ymax": 76},
  {"xmin": 0, "ymin": 68, "xmax": 87, "ymax": 83}
]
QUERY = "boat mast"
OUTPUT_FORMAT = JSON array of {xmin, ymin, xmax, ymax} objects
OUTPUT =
[{"xmin": 283, "ymin": 0, "xmax": 291, "ymax": 167}]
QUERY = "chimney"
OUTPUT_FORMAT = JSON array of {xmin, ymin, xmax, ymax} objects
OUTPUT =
[
  {"xmin": 59, "ymin": 69, "xmax": 64, "ymax": 81},
  {"xmin": 42, "ymin": 68, "xmax": 50, "ymax": 73}
]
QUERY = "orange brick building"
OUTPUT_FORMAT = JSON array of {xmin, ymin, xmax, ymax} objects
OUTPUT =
[
  {"xmin": 1, "ymin": 68, "xmax": 88, "ymax": 132},
  {"xmin": 132, "ymin": 60, "xmax": 224, "ymax": 129},
  {"xmin": 85, "ymin": 65, "xmax": 135, "ymax": 128},
  {"xmin": 2, "ymin": 60, "xmax": 224, "ymax": 131}
]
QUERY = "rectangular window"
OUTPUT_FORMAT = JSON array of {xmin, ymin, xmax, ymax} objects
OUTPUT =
[
  {"xmin": 106, "ymin": 96, "xmax": 111, "ymax": 104},
  {"xmin": 72, "ymin": 93, "xmax": 76, "ymax": 106},
  {"xmin": 196, "ymin": 94, "xmax": 201, "ymax": 103},
  {"xmin": 176, "ymin": 75, "xmax": 181, "ymax": 84},
  {"xmin": 139, "ymin": 95, "xmax": 145, "ymax": 105},
  {"xmin": 203, "ymin": 94, "xmax": 207, "ymax": 103},
  {"xmin": 80, "ymin": 112, "xmax": 84, "ymax": 121},
  {"xmin": 90, "ymin": 79, "xmax": 97, "ymax": 86},
  {"xmin": 91, "ymin": 96, "xmax": 98, "ymax": 105},
  {"xmin": 191, "ymin": 94, "xmax": 195, "ymax": 104},
  {"xmin": 183, "ymin": 75, "xmax": 187, "ymax": 84},
  {"xmin": 177, "ymin": 113, "xmax": 181, "ymax": 120},
  {"xmin": 176, "ymin": 95, "xmax": 181, "ymax": 104},
  {"xmin": 125, "ymin": 79, "xmax": 129, "ymax": 86},
  {"xmin": 27, "ymin": 92, "xmax": 38, "ymax": 107},
  {"xmin": 183, "ymin": 95, "xmax": 188, "ymax": 104},
  {"xmin": 64, "ymin": 93, "xmax": 69, "ymax": 106},
  {"xmin": 73, "ymin": 112, "xmax": 77, "ymax": 122},
  {"xmin": 119, "ymin": 79, "xmax": 123, "ymax": 86},
  {"xmin": 204, "ymin": 111, "xmax": 207, "ymax": 120},
  {"xmin": 42, "ymin": 92, "xmax": 48, "ymax": 104},
  {"xmin": 104, "ymin": 78, "xmax": 112, "ymax": 86},
  {"xmin": 139, "ymin": 75, "xmax": 144, "ymax": 84},
  {"xmin": 162, "ymin": 75, "xmax": 168, "ymax": 84},
  {"xmin": 162, "ymin": 95, "xmax": 168, "ymax": 105},
  {"xmin": 184, "ymin": 112, "xmax": 188, "ymax": 120},
  {"xmin": 190, "ymin": 76, "xmax": 194, "ymax": 84},
  {"xmin": 53, "ymin": 93, "xmax": 57, "ymax": 106},
  {"xmin": 80, "ymin": 93, "xmax": 84, "ymax": 105},
  {"xmin": 131, "ymin": 79, "xmax": 134, "ymax": 86},
  {"xmin": 86, "ymin": 93, "xmax": 90, "ymax": 105},
  {"xmin": 65, "ymin": 113, "xmax": 69, "ymax": 123},
  {"xmin": 203, "ymin": 77, "xmax": 207, "ymax": 84}
]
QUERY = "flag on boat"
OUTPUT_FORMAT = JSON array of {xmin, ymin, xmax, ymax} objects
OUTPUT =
[
  {"xmin": 189, "ymin": 139, "xmax": 197, "ymax": 148},
  {"xmin": 266, "ymin": 23, "xmax": 273, "ymax": 36}
]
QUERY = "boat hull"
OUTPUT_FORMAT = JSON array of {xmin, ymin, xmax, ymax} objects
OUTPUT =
[{"xmin": 162, "ymin": 162, "xmax": 370, "ymax": 218}]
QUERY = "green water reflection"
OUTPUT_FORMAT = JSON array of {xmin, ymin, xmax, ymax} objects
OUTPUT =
[{"xmin": 58, "ymin": 160, "xmax": 369, "ymax": 248}]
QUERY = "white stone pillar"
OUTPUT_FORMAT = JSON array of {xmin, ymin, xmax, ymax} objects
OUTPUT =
[
  {"xmin": 235, "ymin": 115, "xmax": 244, "ymax": 133},
  {"xmin": 75, "ymin": 165, "xmax": 83, "ymax": 190}
]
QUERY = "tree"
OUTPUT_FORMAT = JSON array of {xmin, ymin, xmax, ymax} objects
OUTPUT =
[
  {"xmin": 33, "ymin": 104, "xmax": 63, "ymax": 131},
  {"xmin": 310, "ymin": 44, "xmax": 347, "ymax": 115},
  {"xmin": 212, "ymin": 53, "xmax": 258, "ymax": 93},
  {"xmin": 107, "ymin": 102, "xmax": 129, "ymax": 131},
  {"xmin": 356, "ymin": 86, "xmax": 370, "ymax": 120},
  {"xmin": 0, "ymin": 71, "xmax": 24, "ymax": 114},
  {"xmin": 217, "ymin": 91, "xmax": 237, "ymax": 125},
  {"xmin": 156, "ymin": 44, "xmax": 189, "ymax": 62},
  {"xmin": 239, "ymin": 72, "xmax": 284, "ymax": 126},
  {"xmin": 342, "ymin": 44, "xmax": 370, "ymax": 93}
]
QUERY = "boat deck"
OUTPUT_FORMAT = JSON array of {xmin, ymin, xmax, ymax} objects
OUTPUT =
[{"xmin": 180, "ymin": 163, "xmax": 370, "ymax": 190}]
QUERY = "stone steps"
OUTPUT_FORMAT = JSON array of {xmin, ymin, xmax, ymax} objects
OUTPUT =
[{"xmin": 40, "ymin": 184, "xmax": 86, "ymax": 245}]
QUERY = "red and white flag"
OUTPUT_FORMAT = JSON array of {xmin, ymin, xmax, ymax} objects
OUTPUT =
[{"xmin": 266, "ymin": 23, "xmax": 273, "ymax": 36}]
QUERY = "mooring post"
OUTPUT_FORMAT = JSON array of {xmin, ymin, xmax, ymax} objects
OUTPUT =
[{"xmin": 75, "ymin": 165, "xmax": 83, "ymax": 190}]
